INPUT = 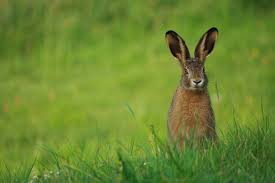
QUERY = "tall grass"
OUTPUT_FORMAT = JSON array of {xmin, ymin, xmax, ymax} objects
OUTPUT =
[{"xmin": 0, "ymin": 117, "xmax": 274, "ymax": 182}]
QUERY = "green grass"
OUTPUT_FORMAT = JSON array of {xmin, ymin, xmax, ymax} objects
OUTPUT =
[
  {"xmin": 1, "ymin": 119, "xmax": 274, "ymax": 182},
  {"xmin": 0, "ymin": 0, "xmax": 274, "ymax": 182}
]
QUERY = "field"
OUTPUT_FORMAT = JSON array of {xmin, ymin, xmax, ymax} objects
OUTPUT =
[{"xmin": 0, "ymin": 0, "xmax": 274, "ymax": 182}]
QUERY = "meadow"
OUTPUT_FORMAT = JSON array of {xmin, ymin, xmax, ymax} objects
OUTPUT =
[{"xmin": 0, "ymin": 0, "xmax": 274, "ymax": 182}]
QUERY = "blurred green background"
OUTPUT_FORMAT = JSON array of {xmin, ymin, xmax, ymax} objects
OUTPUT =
[{"xmin": 0, "ymin": 0, "xmax": 274, "ymax": 167}]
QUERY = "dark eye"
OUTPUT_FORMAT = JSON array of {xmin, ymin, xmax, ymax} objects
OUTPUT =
[{"xmin": 184, "ymin": 67, "xmax": 189, "ymax": 73}]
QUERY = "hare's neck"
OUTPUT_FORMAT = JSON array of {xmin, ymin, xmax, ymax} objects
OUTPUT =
[
  {"xmin": 180, "ymin": 85, "xmax": 209, "ymax": 99},
  {"xmin": 180, "ymin": 83, "xmax": 208, "ymax": 93},
  {"xmin": 178, "ymin": 86, "xmax": 211, "ymax": 109}
]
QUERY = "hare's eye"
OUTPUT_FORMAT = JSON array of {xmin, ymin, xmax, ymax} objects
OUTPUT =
[
  {"xmin": 184, "ymin": 68, "xmax": 191, "ymax": 76},
  {"xmin": 184, "ymin": 67, "xmax": 189, "ymax": 73}
]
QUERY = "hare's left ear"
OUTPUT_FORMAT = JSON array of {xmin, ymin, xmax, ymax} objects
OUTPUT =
[{"xmin": 194, "ymin": 27, "xmax": 218, "ymax": 63}]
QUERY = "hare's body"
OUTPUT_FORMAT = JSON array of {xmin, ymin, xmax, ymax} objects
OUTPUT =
[
  {"xmin": 168, "ymin": 86, "xmax": 216, "ymax": 144},
  {"xmin": 165, "ymin": 27, "xmax": 218, "ymax": 147}
]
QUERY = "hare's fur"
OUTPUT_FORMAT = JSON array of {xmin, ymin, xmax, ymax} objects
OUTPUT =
[
  {"xmin": 168, "ymin": 86, "xmax": 216, "ymax": 146},
  {"xmin": 166, "ymin": 28, "xmax": 218, "ymax": 147}
]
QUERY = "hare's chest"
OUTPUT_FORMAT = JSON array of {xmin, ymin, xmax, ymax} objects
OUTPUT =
[
  {"xmin": 168, "ymin": 88, "xmax": 212, "ymax": 139},
  {"xmin": 180, "ymin": 96, "xmax": 210, "ymax": 126}
]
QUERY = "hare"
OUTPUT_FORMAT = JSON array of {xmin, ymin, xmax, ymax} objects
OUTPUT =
[{"xmin": 165, "ymin": 27, "xmax": 218, "ymax": 147}]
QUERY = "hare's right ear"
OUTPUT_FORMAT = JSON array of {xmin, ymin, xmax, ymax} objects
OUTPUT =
[{"xmin": 165, "ymin": 30, "xmax": 190, "ymax": 65}]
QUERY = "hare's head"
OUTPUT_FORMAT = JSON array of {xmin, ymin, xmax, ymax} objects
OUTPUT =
[{"xmin": 165, "ymin": 27, "xmax": 218, "ymax": 90}]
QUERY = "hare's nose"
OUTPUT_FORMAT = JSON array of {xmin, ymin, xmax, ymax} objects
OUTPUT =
[{"xmin": 193, "ymin": 80, "xmax": 202, "ymax": 85}]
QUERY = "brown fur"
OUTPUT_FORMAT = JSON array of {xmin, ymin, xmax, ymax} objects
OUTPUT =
[
  {"xmin": 165, "ymin": 28, "xmax": 218, "ymax": 148},
  {"xmin": 168, "ymin": 86, "xmax": 216, "ymax": 146}
]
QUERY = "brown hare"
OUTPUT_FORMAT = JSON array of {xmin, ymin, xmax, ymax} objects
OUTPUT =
[{"xmin": 165, "ymin": 27, "xmax": 218, "ymax": 148}]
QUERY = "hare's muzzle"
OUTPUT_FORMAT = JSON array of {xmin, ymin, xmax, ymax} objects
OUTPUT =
[{"xmin": 191, "ymin": 79, "xmax": 204, "ymax": 88}]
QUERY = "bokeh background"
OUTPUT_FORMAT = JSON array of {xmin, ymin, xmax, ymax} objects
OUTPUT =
[{"xmin": 0, "ymin": 0, "xmax": 274, "ymax": 168}]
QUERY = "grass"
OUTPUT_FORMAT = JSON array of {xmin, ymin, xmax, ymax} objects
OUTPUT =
[
  {"xmin": 1, "ymin": 119, "xmax": 274, "ymax": 182},
  {"xmin": 0, "ymin": 0, "xmax": 274, "ymax": 182}
]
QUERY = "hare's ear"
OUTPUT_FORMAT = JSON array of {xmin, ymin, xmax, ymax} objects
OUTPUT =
[
  {"xmin": 165, "ymin": 30, "xmax": 190, "ymax": 65},
  {"xmin": 194, "ymin": 27, "xmax": 218, "ymax": 63}
]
